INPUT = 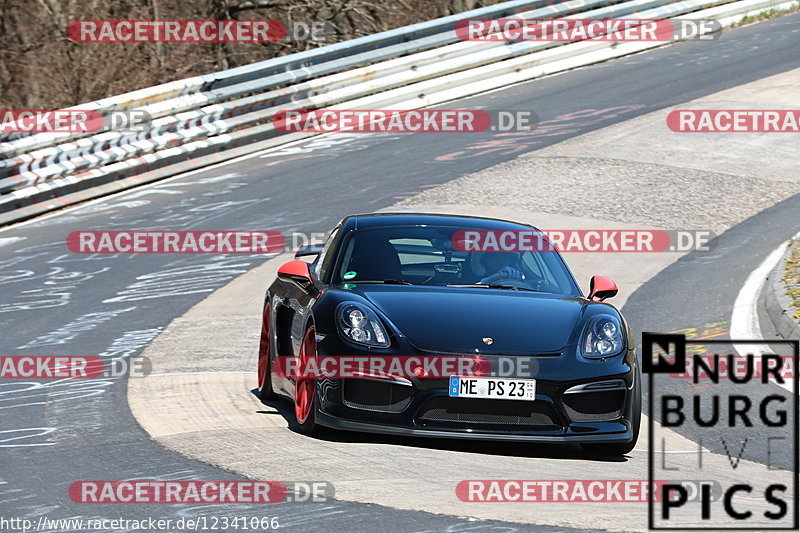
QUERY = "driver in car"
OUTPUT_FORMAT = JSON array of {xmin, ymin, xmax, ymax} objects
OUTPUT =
[{"xmin": 478, "ymin": 252, "xmax": 525, "ymax": 284}]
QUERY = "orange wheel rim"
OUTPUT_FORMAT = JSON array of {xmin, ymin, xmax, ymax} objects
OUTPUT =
[{"xmin": 295, "ymin": 326, "xmax": 316, "ymax": 424}]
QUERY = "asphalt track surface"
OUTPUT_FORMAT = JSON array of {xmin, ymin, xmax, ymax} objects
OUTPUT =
[
  {"xmin": 625, "ymin": 195, "xmax": 800, "ymax": 471},
  {"xmin": 1, "ymin": 12, "xmax": 800, "ymax": 532}
]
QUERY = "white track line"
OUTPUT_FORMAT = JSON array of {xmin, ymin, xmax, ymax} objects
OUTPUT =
[{"xmin": 730, "ymin": 230, "xmax": 800, "ymax": 393}]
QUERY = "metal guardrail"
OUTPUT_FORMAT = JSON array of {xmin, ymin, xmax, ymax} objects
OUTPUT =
[
  {"xmin": 0, "ymin": 0, "xmax": 793, "ymax": 225},
  {"xmin": 0, "ymin": 0, "xmax": 623, "ymax": 187},
  {"xmin": 0, "ymin": 0, "xmax": 540, "ymax": 158}
]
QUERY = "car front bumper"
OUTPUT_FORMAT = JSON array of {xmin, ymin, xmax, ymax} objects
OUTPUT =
[
  {"xmin": 315, "ymin": 409, "xmax": 634, "ymax": 443},
  {"xmin": 310, "ymin": 333, "xmax": 639, "ymax": 443}
]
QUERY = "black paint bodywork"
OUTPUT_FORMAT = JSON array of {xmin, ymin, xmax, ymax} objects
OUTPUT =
[{"xmin": 263, "ymin": 213, "xmax": 640, "ymax": 444}]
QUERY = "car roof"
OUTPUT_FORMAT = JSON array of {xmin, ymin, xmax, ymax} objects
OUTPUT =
[{"xmin": 339, "ymin": 212, "xmax": 542, "ymax": 232}]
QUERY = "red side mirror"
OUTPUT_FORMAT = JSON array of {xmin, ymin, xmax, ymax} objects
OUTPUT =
[
  {"xmin": 588, "ymin": 275, "xmax": 618, "ymax": 302},
  {"xmin": 277, "ymin": 260, "xmax": 313, "ymax": 287}
]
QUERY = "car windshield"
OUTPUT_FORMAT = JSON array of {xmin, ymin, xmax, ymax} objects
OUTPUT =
[{"xmin": 332, "ymin": 225, "xmax": 579, "ymax": 295}]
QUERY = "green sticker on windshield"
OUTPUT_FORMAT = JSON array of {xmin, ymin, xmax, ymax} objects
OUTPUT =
[{"xmin": 343, "ymin": 271, "xmax": 357, "ymax": 280}]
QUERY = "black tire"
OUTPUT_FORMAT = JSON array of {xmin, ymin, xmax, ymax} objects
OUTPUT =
[
  {"xmin": 581, "ymin": 366, "xmax": 642, "ymax": 456},
  {"xmin": 257, "ymin": 304, "xmax": 275, "ymax": 402},
  {"xmin": 296, "ymin": 397, "xmax": 320, "ymax": 435}
]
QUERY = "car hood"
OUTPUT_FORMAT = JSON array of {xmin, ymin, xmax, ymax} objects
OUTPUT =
[{"xmin": 350, "ymin": 285, "xmax": 585, "ymax": 354}]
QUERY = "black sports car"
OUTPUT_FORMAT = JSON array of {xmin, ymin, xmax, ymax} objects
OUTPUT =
[{"xmin": 257, "ymin": 213, "xmax": 641, "ymax": 455}]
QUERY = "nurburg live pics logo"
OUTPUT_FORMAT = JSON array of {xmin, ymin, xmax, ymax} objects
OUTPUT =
[{"xmin": 643, "ymin": 332, "xmax": 799, "ymax": 530}]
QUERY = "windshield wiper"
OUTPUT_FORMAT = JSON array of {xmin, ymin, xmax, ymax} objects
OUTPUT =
[{"xmin": 446, "ymin": 283, "xmax": 540, "ymax": 292}]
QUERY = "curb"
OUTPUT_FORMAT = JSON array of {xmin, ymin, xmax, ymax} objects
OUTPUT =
[{"xmin": 765, "ymin": 240, "xmax": 800, "ymax": 340}]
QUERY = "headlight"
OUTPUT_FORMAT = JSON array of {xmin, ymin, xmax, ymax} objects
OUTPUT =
[
  {"xmin": 336, "ymin": 302, "xmax": 390, "ymax": 348},
  {"xmin": 581, "ymin": 315, "xmax": 624, "ymax": 358}
]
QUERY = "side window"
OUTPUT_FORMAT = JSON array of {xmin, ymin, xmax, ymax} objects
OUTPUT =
[{"xmin": 314, "ymin": 226, "xmax": 340, "ymax": 281}]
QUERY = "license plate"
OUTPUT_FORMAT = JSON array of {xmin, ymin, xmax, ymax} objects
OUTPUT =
[{"xmin": 448, "ymin": 376, "xmax": 536, "ymax": 401}]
